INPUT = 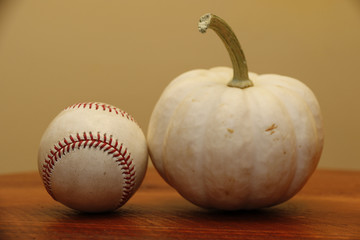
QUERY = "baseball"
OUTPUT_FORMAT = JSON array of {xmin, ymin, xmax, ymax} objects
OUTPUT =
[{"xmin": 38, "ymin": 102, "xmax": 148, "ymax": 212}]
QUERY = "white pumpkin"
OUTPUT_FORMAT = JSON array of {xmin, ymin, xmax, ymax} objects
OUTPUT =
[{"xmin": 147, "ymin": 13, "xmax": 324, "ymax": 210}]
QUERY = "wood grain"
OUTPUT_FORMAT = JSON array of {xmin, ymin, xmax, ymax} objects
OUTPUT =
[{"xmin": 0, "ymin": 167, "xmax": 359, "ymax": 239}]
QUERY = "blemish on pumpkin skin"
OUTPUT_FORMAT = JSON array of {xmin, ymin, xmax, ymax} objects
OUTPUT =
[
  {"xmin": 266, "ymin": 124, "xmax": 277, "ymax": 135},
  {"xmin": 266, "ymin": 123, "xmax": 277, "ymax": 132},
  {"xmin": 227, "ymin": 128, "xmax": 234, "ymax": 134}
]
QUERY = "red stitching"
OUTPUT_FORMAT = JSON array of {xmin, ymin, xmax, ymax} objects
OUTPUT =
[
  {"xmin": 65, "ymin": 102, "xmax": 136, "ymax": 123},
  {"xmin": 42, "ymin": 131, "xmax": 136, "ymax": 208}
]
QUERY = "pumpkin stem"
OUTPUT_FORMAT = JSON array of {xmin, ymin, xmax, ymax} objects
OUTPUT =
[{"xmin": 198, "ymin": 13, "xmax": 253, "ymax": 89}]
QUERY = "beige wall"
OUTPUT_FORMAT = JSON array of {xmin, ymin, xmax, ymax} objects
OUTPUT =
[{"xmin": 1, "ymin": 0, "xmax": 359, "ymax": 174}]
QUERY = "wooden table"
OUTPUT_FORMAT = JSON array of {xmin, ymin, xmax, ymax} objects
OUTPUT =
[{"xmin": 0, "ymin": 167, "xmax": 359, "ymax": 239}]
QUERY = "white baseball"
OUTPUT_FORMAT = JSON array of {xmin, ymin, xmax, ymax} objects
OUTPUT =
[{"xmin": 38, "ymin": 102, "xmax": 148, "ymax": 212}]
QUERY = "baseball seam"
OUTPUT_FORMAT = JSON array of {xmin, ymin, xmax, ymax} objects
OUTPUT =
[
  {"xmin": 42, "ymin": 131, "xmax": 136, "ymax": 209},
  {"xmin": 66, "ymin": 102, "xmax": 136, "ymax": 123}
]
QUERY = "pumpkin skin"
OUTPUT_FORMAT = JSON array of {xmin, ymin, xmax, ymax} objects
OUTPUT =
[{"xmin": 147, "ymin": 67, "xmax": 323, "ymax": 210}]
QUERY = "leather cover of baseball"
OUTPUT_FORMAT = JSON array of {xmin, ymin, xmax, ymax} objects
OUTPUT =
[{"xmin": 38, "ymin": 102, "xmax": 148, "ymax": 212}]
